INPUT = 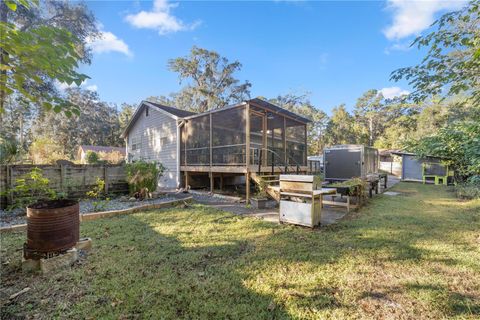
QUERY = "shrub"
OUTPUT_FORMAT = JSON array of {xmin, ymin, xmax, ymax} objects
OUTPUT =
[
  {"xmin": 85, "ymin": 178, "xmax": 109, "ymax": 212},
  {"xmin": 2, "ymin": 167, "xmax": 56, "ymax": 210},
  {"xmin": 0, "ymin": 139, "xmax": 21, "ymax": 164},
  {"xmin": 98, "ymin": 150, "xmax": 124, "ymax": 164},
  {"xmin": 29, "ymin": 137, "xmax": 67, "ymax": 164},
  {"xmin": 85, "ymin": 151, "xmax": 99, "ymax": 164},
  {"xmin": 125, "ymin": 160, "xmax": 164, "ymax": 194},
  {"xmin": 456, "ymin": 175, "xmax": 480, "ymax": 199}
]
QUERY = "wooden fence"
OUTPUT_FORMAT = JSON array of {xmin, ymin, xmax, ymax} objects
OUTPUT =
[{"xmin": 0, "ymin": 164, "xmax": 128, "ymax": 208}]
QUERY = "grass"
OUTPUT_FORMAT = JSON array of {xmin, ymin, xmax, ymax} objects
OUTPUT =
[{"xmin": 1, "ymin": 182, "xmax": 479, "ymax": 319}]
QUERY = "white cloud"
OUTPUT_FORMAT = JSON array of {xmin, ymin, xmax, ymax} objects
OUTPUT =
[
  {"xmin": 125, "ymin": 0, "xmax": 200, "ymax": 35},
  {"xmin": 383, "ymin": 0, "xmax": 467, "ymax": 40},
  {"xmin": 85, "ymin": 84, "xmax": 98, "ymax": 92},
  {"xmin": 379, "ymin": 86, "xmax": 410, "ymax": 99},
  {"xmin": 87, "ymin": 31, "xmax": 132, "ymax": 57},
  {"xmin": 55, "ymin": 80, "xmax": 98, "ymax": 92}
]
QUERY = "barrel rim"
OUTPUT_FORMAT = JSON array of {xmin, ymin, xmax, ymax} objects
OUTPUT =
[{"xmin": 27, "ymin": 199, "xmax": 79, "ymax": 210}]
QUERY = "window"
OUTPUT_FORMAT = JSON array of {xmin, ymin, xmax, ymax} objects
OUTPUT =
[
  {"xmin": 160, "ymin": 136, "xmax": 168, "ymax": 147},
  {"xmin": 146, "ymin": 106, "xmax": 149, "ymax": 117},
  {"xmin": 131, "ymin": 136, "xmax": 141, "ymax": 151}
]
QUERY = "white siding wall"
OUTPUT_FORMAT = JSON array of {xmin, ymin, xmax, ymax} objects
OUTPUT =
[{"xmin": 127, "ymin": 107, "xmax": 178, "ymax": 188}]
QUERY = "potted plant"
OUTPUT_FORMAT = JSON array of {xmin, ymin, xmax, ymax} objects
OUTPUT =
[{"xmin": 250, "ymin": 179, "xmax": 269, "ymax": 209}]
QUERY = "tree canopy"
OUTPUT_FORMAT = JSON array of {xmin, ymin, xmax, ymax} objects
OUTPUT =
[{"xmin": 168, "ymin": 46, "xmax": 251, "ymax": 113}]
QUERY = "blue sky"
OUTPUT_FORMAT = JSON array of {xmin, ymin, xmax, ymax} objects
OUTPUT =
[{"xmin": 77, "ymin": 0, "xmax": 467, "ymax": 114}]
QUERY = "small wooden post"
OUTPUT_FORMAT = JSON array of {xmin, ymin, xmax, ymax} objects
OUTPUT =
[
  {"xmin": 210, "ymin": 172, "xmax": 214, "ymax": 193},
  {"xmin": 283, "ymin": 117, "xmax": 287, "ymax": 165},
  {"xmin": 245, "ymin": 172, "xmax": 250, "ymax": 205},
  {"xmin": 185, "ymin": 171, "xmax": 189, "ymax": 189},
  {"xmin": 304, "ymin": 124, "xmax": 308, "ymax": 166},
  {"xmin": 104, "ymin": 166, "xmax": 109, "ymax": 194},
  {"xmin": 245, "ymin": 103, "xmax": 251, "ymax": 168}
]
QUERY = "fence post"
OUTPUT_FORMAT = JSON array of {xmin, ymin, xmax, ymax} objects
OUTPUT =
[
  {"xmin": 60, "ymin": 164, "xmax": 66, "ymax": 192},
  {"xmin": 6, "ymin": 165, "xmax": 13, "ymax": 205},
  {"xmin": 104, "ymin": 165, "xmax": 109, "ymax": 194}
]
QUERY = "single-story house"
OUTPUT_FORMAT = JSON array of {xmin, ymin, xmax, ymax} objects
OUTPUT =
[
  {"xmin": 77, "ymin": 145, "xmax": 126, "ymax": 164},
  {"xmin": 121, "ymin": 98, "xmax": 311, "ymax": 191},
  {"xmin": 120, "ymin": 101, "xmax": 196, "ymax": 188},
  {"xmin": 391, "ymin": 152, "xmax": 447, "ymax": 182}
]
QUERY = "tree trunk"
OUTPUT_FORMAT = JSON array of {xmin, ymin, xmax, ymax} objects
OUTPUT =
[{"xmin": 0, "ymin": 1, "xmax": 9, "ymax": 118}]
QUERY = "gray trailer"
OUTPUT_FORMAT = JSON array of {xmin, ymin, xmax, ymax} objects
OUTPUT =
[{"xmin": 324, "ymin": 145, "xmax": 379, "ymax": 181}]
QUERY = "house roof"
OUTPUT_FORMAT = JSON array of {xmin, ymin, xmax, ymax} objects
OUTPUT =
[
  {"xmin": 121, "ymin": 101, "xmax": 196, "ymax": 138},
  {"xmin": 248, "ymin": 98, "xmax": 312, "ymax": 123},
  {"xmin": 79, "ymin": 145, "xmax": 126, "ymax": 155},
  {"xmin": 183, "ymin": 98, "xmax": 312, "ymax": 124},
  {"xmin": 147, "ymin": 102, "xmax": 197, "ymax": 118},
  {"xmin": 390, "ymin": 151, "xmax": 448, "ymax": 159}
]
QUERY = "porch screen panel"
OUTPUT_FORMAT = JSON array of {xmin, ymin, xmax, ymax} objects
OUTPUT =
[
  {"xmin": 267, "ymin": 113, "xmax": 285, "ymax": 166},
  {"xmin": 184, "ymin": 114, "xmax": 210, "ymax": 165},
  {"xmin": 180, "ymin": 125, "xmax": 185, "ymax": 165},
  {"xmin": 250, "ymin": 112, "xmax": 264, "ymax": 165},
  {"xmin": 211, "ymin": 106, "xmax": 246, "ymax": 165},
  {"xmin": 285, "ymin": 118, "xmax": 306, "ymax": 166}
]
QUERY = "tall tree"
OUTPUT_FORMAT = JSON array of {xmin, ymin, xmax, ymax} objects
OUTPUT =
[
  {"xmin": 118, "ymin": 103, "xmax": 136, "ymax": 131},
  {"xmin": 354, "ymin": 89, "xmax": 387, "ymax": 146},
  {"xmin": 168, "ymin": 46, "xmax": 251, "ymax": 112},
  {"xmin": 391, "ymin": 1, "xmax": 480, "ymax": 103},
  {"xmin": 31, "ymin": 88, "xmax": 122, "ymax": 157},
  {"xmin": 0, "ymin": 0, "xmax": 97, "ymax": 116},
  {"xmin": 324, "ymin": 105, "xmax": 359, "ymax": 146}
]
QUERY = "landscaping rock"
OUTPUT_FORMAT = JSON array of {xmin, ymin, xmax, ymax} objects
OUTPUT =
[
  {"xmin": 40, "ymin": 248, "xmax": 78, "ymax": 274},
  {"xmin": 76, "ymin": 238, "xmax": 92, "ymax": 251},
  {"xmin": 22, "ymin": 258, "xmax": 40, "ymax": 273}
]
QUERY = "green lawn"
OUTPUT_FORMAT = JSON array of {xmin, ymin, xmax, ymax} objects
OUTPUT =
[{"xmin": 1, "ymin": 182, "xmax": 479, "ymax": 319}]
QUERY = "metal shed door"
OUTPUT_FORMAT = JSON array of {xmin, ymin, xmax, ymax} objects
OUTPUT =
[
  {"xmin": 403, "ymin": 155, "xmax": 423, "ymax": 181},
  {"xmin": 325, "ymin": 149, "xmax": 361, "ymax": 180}
]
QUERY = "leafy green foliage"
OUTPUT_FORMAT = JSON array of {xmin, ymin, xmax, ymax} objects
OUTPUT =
[
  {"xmin": 85, "ymin": 177, "xmax": 109, "ymax": 211},
  {"xmin": 28, "ymin": 137, "xmax": 67, "ymax": 164},
  {"xmin": 456, "ymin": 175, "xmax": 480, "ymax": 199},
  {"xmin": 0, "ymin": 138, "xmax": 20, "ymax": 164},
  {"xmin": 324, "ymin": 104, "xmax": 360, "ymax": 146},
  {"xmin": 1, "ymin": 167, "xmax": 56, "ymax": 210},
  {"xmin": 391, "ymin": 1, "xmax": 480, "ymax": 103},
  {"xmin": 0, "ymin": 0, "xmax": 92, "ymax": 116},
  {"xmin": 85, "ymin": 150, "xmax": 99, "ymax": 164},
  {"xmin": 168, "ymin": 46, "xmax": 251, "ymax": 112},
  {"xmin": 330, "ymin": 177, "xmax": 368, "ymax": 198},
  {"xmin": 406, "ymin": 120, "xmax": 480, "ymax": 179},
  {"xmin": 125, "ymin": 160, "xmax": 164, "ymax": 194}
]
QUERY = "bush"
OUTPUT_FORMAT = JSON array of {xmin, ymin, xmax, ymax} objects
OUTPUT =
[
  {"xmin": 85, "ymin": 178, "xmax": 109, "ymax": 212},
  {"xmin": 456, "ymin": 175, "xmax": 480, "ymax": 199},
  {"xmin": 0, "ymin": 139, "xmax": 21, "ymax": 164},
  {"xmin": 29, "ymin": 137, "xmax": 67, "ymax": 164},
  {"xmin": 85, "ymin": 151, "xmax": 99, "ymax": 164},
  {"xmin": 1, "ymin": 167, "xmax": 56, "ymax": 210},
  {"xmin": 125, "ymin": 160, "xmax": 164, "ymax": 194}
]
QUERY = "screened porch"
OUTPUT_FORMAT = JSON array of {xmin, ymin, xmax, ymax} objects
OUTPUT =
[{"xmin": 180, "ymin": 98, "xmax": 310, "ymax": 173}]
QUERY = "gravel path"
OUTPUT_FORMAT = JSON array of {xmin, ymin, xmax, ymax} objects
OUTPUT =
[{"xmin": 0, "ymin": 194, "xmax": 189, "ymax": 228}]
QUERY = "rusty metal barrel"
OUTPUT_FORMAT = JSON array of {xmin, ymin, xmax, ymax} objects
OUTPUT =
[{"xmin": 26, "ymin": 200, "xmax": 80, "ymax": 254}]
